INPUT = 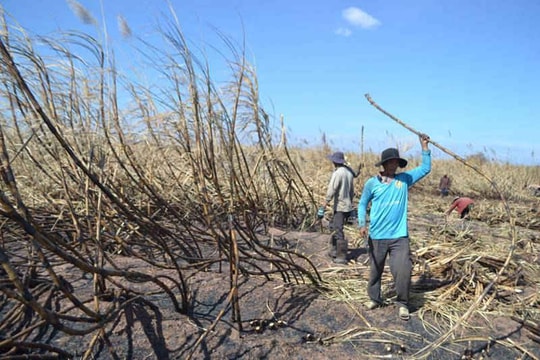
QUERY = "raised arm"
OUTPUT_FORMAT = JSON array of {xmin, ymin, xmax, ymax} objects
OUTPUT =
[{"xmin": 405, "ymin": 134, "xmax": 431, "ymax": 185}]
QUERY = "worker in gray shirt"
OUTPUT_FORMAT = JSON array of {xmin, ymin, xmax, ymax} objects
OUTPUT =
[{"xmin": 318, "ymin": 151, "xmax": 359, "ymax": 264}]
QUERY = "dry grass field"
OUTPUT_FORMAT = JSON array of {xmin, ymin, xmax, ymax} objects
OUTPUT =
[{"xmin": 0, "ymin": 10, "xmax": 539, "ymax": 359}]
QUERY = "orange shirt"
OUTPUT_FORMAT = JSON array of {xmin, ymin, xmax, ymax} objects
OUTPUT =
[{"xmin": 449, "ymin": 197, "xmax": 474, "ymax": 215}]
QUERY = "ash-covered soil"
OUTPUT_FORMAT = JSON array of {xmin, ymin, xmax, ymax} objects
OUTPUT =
[{"xmin": 45, "ymin": 222, "xmax": 539, "ymax": 360}]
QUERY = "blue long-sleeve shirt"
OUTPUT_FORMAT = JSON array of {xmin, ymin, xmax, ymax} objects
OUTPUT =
[{"xmin": 358, "ymin": 150, "xmax": 431, "ymax": 239}]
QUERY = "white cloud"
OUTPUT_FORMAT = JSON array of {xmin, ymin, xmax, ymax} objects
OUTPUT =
[
  {"xmin": 343, "ymin": 7, "xmax": 381, "ymax": 29},
  {"xmin": 335, "ymin": 27, "xmax": 352, "ymax": 37}
]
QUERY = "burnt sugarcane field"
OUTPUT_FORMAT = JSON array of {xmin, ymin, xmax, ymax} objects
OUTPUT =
[{"xmin": 0, "ymin": 3, "xmax": 539, "ymax": 360}]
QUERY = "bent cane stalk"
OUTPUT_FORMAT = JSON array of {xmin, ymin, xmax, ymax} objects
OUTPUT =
[{"xmin": 364, "ymin": 93, "xmax": 518, "ymax": 359}]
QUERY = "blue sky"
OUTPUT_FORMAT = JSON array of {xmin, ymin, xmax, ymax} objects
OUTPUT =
[{"xmin": 2, "ymin": 0, "xmax": 539, "ymax": 165}]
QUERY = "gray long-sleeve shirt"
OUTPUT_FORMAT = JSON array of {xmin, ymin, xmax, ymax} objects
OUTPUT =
[{"xmin": 325, "ymin": 166, "xmax": 355, "ymax": 213}]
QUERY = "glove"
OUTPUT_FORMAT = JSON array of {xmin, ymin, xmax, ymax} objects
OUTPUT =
[{"xmin": 317, "ymin": 206, "xmax": 325, "ymax": 219}]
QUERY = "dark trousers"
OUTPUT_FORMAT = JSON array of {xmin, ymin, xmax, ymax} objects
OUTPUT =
[
  {"xmin": 330, "ymin": 211, "xmax": 351, "ymax": 260},
  {"xmin": 367, "ymin": 237, "xmax": 412, "ymax": 308},
  {"xmin": 460, "ymin": 205, "xmax": 471, "ymax": 218}
]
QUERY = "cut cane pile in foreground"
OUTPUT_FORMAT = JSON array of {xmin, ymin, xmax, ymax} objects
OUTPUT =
[{"xmin": 0, "ymin": 8, "xmax": 539, "ymax": 359}]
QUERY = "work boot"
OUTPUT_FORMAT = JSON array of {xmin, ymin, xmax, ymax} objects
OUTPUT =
[
  {"xmin": 364, "ymin": 300, "xmax": 380, "ymax": 310},
  {"xmin": 334, "ymin": 239, "xmax": 348, "ymax": 264},
  {"xmin": 398, "ymin": 306, "xmax": 410, "ymax": 321},
  {"xmin": 332, "ymin": 257, "xmax": 348, "ymax": 265},
  {"xmin": 328, "ymin": 236, "xmax": 337, "ymax": 258}
]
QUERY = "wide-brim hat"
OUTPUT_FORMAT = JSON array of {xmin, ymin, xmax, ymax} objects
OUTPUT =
[
  {"xmin": 375, "ymin": 148, "xmax": 407, "ymax": 168},
  {"xmin": 328, "ymin": 151, "xmax": 345, "ymax": 164}
]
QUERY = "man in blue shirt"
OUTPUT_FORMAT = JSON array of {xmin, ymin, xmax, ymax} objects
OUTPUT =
[{"xmin": 357, "ymin": 134, "xmax": 431, "ymax": 320}]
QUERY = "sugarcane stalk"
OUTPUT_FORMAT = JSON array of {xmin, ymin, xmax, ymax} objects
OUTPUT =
[
  {"xmin": 355, "ymin": 125, "xmax": 364, "ymax": 177},
  {"xmin": 364, "ymin": 94, "xmax": 508, "ymax": 201}
]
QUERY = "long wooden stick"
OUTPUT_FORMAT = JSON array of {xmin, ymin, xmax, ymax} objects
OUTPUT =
[
  {"xmin": 364, "ymin": 93, "xmax": 518, "ymax": 359},
  {"xmin": 365, "ymin": 94, "xmax": 509, "ymax": 202},
  {"xmin": 366, "ymin": 94, "xmax": 468, "ymax": 164}
]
